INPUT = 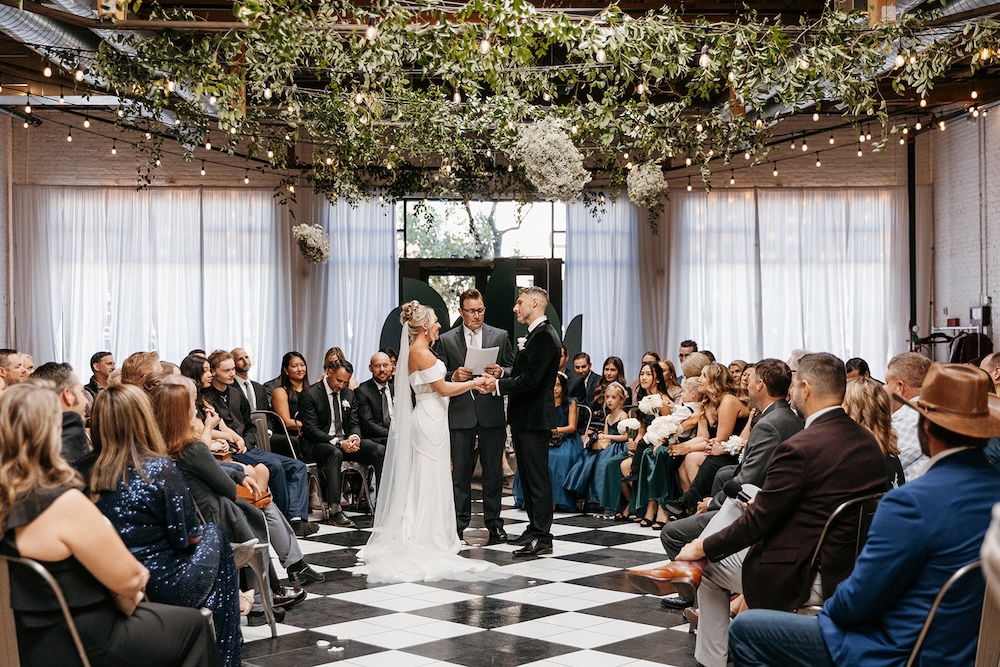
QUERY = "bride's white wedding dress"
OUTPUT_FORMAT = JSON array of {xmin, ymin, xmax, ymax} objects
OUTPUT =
[{"xmin": 359, "ymin": 352, "xmax": 503, "ymax": 583}]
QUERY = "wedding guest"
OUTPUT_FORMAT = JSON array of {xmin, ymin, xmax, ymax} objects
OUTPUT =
[
  {"xmin": 632, "ymin": 351, "xmax": 661, "ymax": 398},
  {"xmin": 513, "ymin": 374, "xmax": 584, "ymax": 513},
  {"xmin": 843, "ymin": 376, "xmax": 905, "ymax": 488},
  {"xmin": 85, "ymin": 352, "xmax": 115, "ymax": 407},
  {"xmin": 592, "ymin": 356, "xmax": 631, "ymax": 412},
  {"xmin": 659, "ymin": 359, "xmax": 684, "ymax": 403},
  {"xmin": 678, "ymin": 340, "xmax": 699, "ymax": 379},
  {"xmin": 845, "ymin": 357, "xmax": 872, "ymax": 379},
  {"xmin": 885, "ymin": 352, "xmax": 932, "ymax": 480},
  {"xmin": 0, "ymin": 348, "xmax": 25, "ymax": 386},
  {"xmin": 87, "ymin": 384, "xmax": 241, "ymax": 666},
  {"xmin": 565, "ymin": 382, "xmax": 631, "ymax": 508},
  {"xmin": 0, "ymin": 382, "xmax": 220, "ymax": 667},
  {"xmin": 21, "ymin": 354, "xmax": 35, "ymax": 376},
  {"xmin": 617, "ymin": 362, "xmax": 672, "ymax": 524},
  {"xmin": 270, "ymin": 351, "xmax": 309, "ymax": 438},
  {"xmin": 569, "ymin": 352, "xmax": 601, "ymax": 406},
  {"xmin": 354, "ymin": 351, "xmax": 394, "ymax": 446},
  {"xmin": 728, "ymin": 359, "xmax": 747, "ymax": 380},
  {"xmin": 31, "ymin": 362, "xmax": 91, "ymax": 465},
  {"xmin": 120, "ymin": 351, "xmax": 163, "ymax": 387},
  {"xmin": 739, "ymin": 364, "xmax": 755, "ymax": 393},
  {"xmin": 319, "ymin": 347, "xmax": 359, "ymax": 389}
]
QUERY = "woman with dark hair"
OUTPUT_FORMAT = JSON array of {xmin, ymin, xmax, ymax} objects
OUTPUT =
[
  {"xmin": 512, "ymin": 374, "xmax": 584, "ymax": 512},
  {"xmin": 87, "ymin": 384, "xmax": 242, "ymax": 667},
  {"xmin": 591, "ymin": 356, "xmax": 631, "ymax": 413},
  {"xmin": 0, "ymin": 383, "xmax": 220, "ymax": 667},
  {"xmin": 271, "ymin": 351, "xmax": 308, "ymax": 437}
]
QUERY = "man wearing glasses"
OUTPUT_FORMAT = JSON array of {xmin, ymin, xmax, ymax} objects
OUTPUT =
[{"xmin": 435, "ymin": 288, "xmax": 515, "ymax": 544}]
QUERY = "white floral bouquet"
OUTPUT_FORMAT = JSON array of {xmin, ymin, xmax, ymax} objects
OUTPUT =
[
  {"xmin": 722, "ymin": 435, "xmax": 745, "ymax": 456},
  {"xmin": 291, "ymin": 223, "xmax": 331, "ymax": 264},
  {"xmin": 618, "ymin": 417, "xmax": 641, "ymax": 439},
  {"xmin": 627, "ymin": 162, "xmax": 668, "ymax": 209},
  {"xmin": 645, "ymin": 414, "xmax": 683, "ymax": 451},
  {"xmin": 514, "ymin": 118, "xmax": 592, "ymax": 202},
  {"xmin": 638, "ymin": 393, "xmax": 663, "ymax": 416}
]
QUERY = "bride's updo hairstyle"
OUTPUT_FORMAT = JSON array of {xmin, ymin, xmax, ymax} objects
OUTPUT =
[{"xmin": 401, "ymin": 300, "xmax": 434, "ymax": 342}]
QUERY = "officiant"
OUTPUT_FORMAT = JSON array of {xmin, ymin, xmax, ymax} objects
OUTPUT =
[{"xmin": 435, "ymin": 289, "xmax": 515, "ymax": 545}]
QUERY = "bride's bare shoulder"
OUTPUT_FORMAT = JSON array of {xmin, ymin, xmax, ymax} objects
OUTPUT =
[{"xmin": 408, "ymin": 346, "xmax": 438, "ymax": 374}]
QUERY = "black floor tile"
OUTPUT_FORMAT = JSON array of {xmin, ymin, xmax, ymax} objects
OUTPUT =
[
  {"xmin": 280, "ymin": 597, "xmax": 392, "ymax": 628},
  {"xmin": 556, "ymin": 530, "xmax": 655, "ymax": 547},
  {"xmin": 405, "ymin": 633, "xmax": 575, "ymax": 665},
  {"xmin": 583, "ymin": 595, "xmax": 689, "ymax": 627},
  {"xmin": 311, "ymin": 530, "xmax": 372, "ymax": 547},
  {"xmin": 411, "ymin": 598, "xmax": 561, "ymax": 628},
  {"xmin": 599, "ymin": 629, "xmax": 699, "ymax": 665}
]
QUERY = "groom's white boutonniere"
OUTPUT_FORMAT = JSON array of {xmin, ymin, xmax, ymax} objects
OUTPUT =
[
  {"xmin": 517, "ymin": 336, "xmax": 527, "ymax": 351},
  {"xmin": 341, "ymin": 399, "xmax": 351, "ymax": 410}
]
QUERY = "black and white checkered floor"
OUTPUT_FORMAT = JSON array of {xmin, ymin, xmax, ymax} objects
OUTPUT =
[{"xmin": 241, "ymin": 490, "xmax": 699, "ymax": 667}]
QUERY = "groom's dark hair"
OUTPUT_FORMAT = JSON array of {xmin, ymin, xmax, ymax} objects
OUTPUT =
[{"xmin": 459, "ymin": 288, "xmax": 484, "ymax": 308}]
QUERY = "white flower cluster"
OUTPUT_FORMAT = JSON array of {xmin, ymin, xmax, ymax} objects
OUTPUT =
[
  {"xmin": 292, "ymin": 223, "xmax": 331, "ymax": 264},
  {"xmin": 627, "ymin": 162, "xmax": 668, "ymax": 209},
  {"xmin": 515, "ymin": 119, "xmax": 592, "ymax": 202},
  {"xmin": 618, "ymin": 418, "xmax": 642, "ymax": 435},
  {"xmin": 722, "ymin": 435, "xmax": 745, "ymax": 456},
  {"xmin": 645, "ymin": 414, "xmax": 683, "ymax": 450},
  {"xmin": 638, "ymin": 393, "xmax": 663, "ymax": 416}
]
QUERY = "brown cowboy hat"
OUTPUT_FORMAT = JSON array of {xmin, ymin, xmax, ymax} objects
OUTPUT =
[{"xmin": 894, "ymin": 363, "xmax": 1000, "ymax": 438}]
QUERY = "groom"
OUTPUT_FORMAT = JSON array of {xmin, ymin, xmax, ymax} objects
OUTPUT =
[{"xmin": 481, "ymin": 286, "xmax": 561, "ymax": 557}]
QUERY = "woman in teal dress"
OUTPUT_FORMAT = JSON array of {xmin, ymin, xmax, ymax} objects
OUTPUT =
[
  {"xmin": 513, "ymin": 374, "xmax": 585, "ymax": 512},
  {"xmin": 564, "ymin": 382, "xmax": 631, "ymax": 506}
]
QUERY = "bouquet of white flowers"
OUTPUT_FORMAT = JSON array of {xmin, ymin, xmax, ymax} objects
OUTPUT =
[
  {"xmin": 291, "ymin": 223, "xmax": 331, "ymax": 264},
  {"xmin": 645, "ymin": 414, "xmax": 683, "ymax": 451},
  {"xmin": 722, "ymin": 435, "xmax": 745, "ymax": 456},
  {"xmin": 638, "ymin": 393, "xmax": 663, "ymax": 416},
  {"xmin": 618, "ymin": 417, "xmax": 641, "ymax": 438},
  {"xmin": 514, "ymin": 118, "xmax": 591, "ymax": 202}
]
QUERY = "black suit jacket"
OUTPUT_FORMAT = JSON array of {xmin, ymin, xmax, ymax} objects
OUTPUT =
[
  {"xmin": 703, "ymin": 407, "xmax": 886, "ymax": 610},
  {"xmin": 568, "ymin": 370, "xmax": 600, "ymax": 406},
  {"xmin": 498, "ymin": 319, "xmax": 561, "ymax": 431},
  {"xmin": 435, "ymin": 323, "xmax": 515, "ymax": 430},
  {"xmin": 204, "ymin": 384, "xmax": 257, "ymax": 447},
  {"xmin": 355, "ymin": 378, "xmax": 392, "ymax": 445},
  {"xmin": 297, "ymin": 379, "xmax": 362, "ymax": 446}
]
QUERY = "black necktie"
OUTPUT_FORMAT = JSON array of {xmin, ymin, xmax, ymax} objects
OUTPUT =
[
  {"xmin": 333, "ymin": 393, "xmax": 343, "ymax": 436},
  {"xmin": 380, "ymin": 387, "xmax": 391, "ymax": 427}
]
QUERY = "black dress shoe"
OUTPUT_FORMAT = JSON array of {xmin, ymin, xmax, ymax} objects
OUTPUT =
[
  {"xmin": 512, "ymin": 539, "xmax": 553, "ymax": 557},
  {"xmin": 329, "ymin": 511, "xmax": 356, "ymax": 528},
  {"xmin": 272, "ymin": 585, "xmax": 307, "ymax": 609},
  {"xmin": 507, "ymin": 532, "xmax": 534, "ymax": 546},
  {"xmin": 663, "ymin": 501, "xmax": 688, "ymax": 519},
  {"xmin": 292, "ymin": 520, "xmax": 320, "ymax": 537},
  {"xmin": 247, "ymin": 606, "xmax": 285, "ymax": 626},
  {"xmin": 487, "ymin": 526, "xmax": 508, "ymax": 544},
  {"xmin": 286, "ymin": 561, "xmax": 325, "ymax": 585},
  {"xmin": 660, "ymin": 593, "xmax": 695, "ymax": 610}
]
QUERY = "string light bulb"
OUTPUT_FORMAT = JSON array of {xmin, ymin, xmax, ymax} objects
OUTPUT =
[
  {"xmin": 637, "ymin": 83, "xmax": 645, "ymax": 96},
  {"xmin": 698, "ymin": 45, "xmax": 712, "ymax": 69},
  {"xmin": 858, "ymin": 142, "xmax": 863, "ymax": 157},
  {"xmin": 744, "ymin": 151, "xmax": 751, "ymax": 160},
  {"xmin": 902, "ymin": 126, "xmax": 909, "ymax": 135},
  {"xmin": 204, "ymin": 141, "xmax": 212, "ymax": 151},
  {"xmin": 43, "ymin": 63, "xmax": 52, "ymax": 77},
  {"xmin": 772, "ymin": 162, "xmax": 778, "ymax": 177},
  {"xmin": 267, "ymin": 149, "xmax": 274, "ymax": 159},
  {"xmin": 729, "ymin": 170, "xmax": 735, "ymax": 185},
  {"xmin": 802, "ymin": 137, "xmax": 808, "ymax": 151},
  {"xmin": 479, "ymin": 37, "xmax": 491, "ymax": 55},
  {"xmin": 790, "ymin": 134, "xmax": 796, "ymax": 150},
  {"xmin": 859, "ymin": 129, "xmax": 866, "ymax": 143},
  {"xmin": 111, "ymin": 140, "xmax": 117, "ymax": 155},
  {"xmin": 894, "ymin": 53, "xmax": 905, "ymax": 68},
  {"xmin": 900, "ymin": 136, "xmax": 906, "ymax": 144},
  {"xmin": 829, "ymin": 133, "xmax": 835, "ymax": 145},
  {"xmin": 22, "ymin": 121, "xmax": 28, "ymax": 129},
  {"xmin": 244, "ymin": 170, "xmax": 250, "ymax": 184},
  {"xmin": 596, "ymin": 47, "xmax": 607, "ymax": 63},
  {"xmin": 83, "ymin": 117, "xmax": 90, "ymax": 128},
  {"xmin": 59, "ymin": 88, "xmax": 64, "ymax": 104},
  {"xmin": 542, "ymin": 92, "xmax": 551, "ymax": 102},
  {"xmin": 982, "ymin": 47, "xmax": 991, "ymax": 60},
  {"xmin": 23, "ymin": 96, "xmax": 30, "ymax": 114},
  {"xmin": 74, "ymin": 69, "xmax": 84, "ymax": 81},
  {"xmin": 155, "ymin": 159, "xmax": 161, "ymax": 167},
  {"xmin": 939, "ymin": 119, "xmax": 946, "ymax": 131},
  {"xmin": 166, "ymin": 79, "xmax": 176, "ymax": 92},
  {"xmin": 920, "ymin": 98, "xmax": 927, "ymax": 108},
  {"xmin": 365, "ymin": 18, "xmax": 377, "ymax": 41},
  {"xmin": 324, "ymin": 156, "xmax": 333, "ymax": 166},
  {"xmin": 866, "ymin": 128, "xmax": 872, "ymax": 141},
  {"xmin": 453, "ymin": 91, "xmax": 461, "ymax": 104},
  {"xmin": 263, "ymin": 87, "xmax": 272, "ymax": 100},
  {"xmin": 915, "ymin": 120, "xmax": 922, "ymax": 130},
  {"xmin": 200, "ymin": 160, "xmax": 206, "ymax": 176},
  {"xmin": 686, "ymin": 176, "xmax": 693, "ymax": 191},
  {"xmin": 685, "ymin": 157, "xmax": 692, "ymax": 167},
  {"xmin": 66, "ymin": 127, "xmax": 72, "ymax": 142},
  {"xmin": 815, "ymin": 152, "xmax": 821, "ymax": 167},
  {"xmin": 208, "ymin": 94, "xmax": 217, "ymax": 105},
  {"xmin": 144, "ymin": 132, "xmax": 152, "ymax": 140},
  {"xmin": 354, "ymin": 92, "xmax": 364, "ymax": 105},
  {"xmin": 812, "ymin": 112, "xmax": 820, "ymax": 121}
]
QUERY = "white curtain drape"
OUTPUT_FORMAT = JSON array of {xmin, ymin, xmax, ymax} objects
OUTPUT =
[
  {"xmin": 565, "ymin": 195, "xmax": 643, "ymax": 376},
  {"xmin": 663, "ymin": 187, "xmax": 908, "ymax": 372},
  {"xmin": 12, "ymin": 186, "xmax": 397, "ymax": 380}
]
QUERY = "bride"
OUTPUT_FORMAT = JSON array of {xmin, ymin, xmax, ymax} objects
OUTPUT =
[{"xmin": 360, "ymin": 301, "xmax": 505, "ymax": 583}]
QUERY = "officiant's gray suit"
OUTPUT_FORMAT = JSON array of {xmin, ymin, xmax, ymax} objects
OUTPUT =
[{"xmin": 435, "ymin": 323, "xmax": 514, "ymax": 535}]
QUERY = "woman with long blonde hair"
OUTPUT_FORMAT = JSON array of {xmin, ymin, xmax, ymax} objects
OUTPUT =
[
  {"xmin": 88, "ymin": 384, "xmax": 242, "ymax": 666},
  {"xmin": 844, "ymin": 376, "xmax": 904, "ymax": 488},
  {"xmin": 0, "ymin": 382, "xmax": 219, "ymax": 666}
]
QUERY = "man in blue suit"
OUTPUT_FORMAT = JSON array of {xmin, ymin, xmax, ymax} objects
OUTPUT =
[{"xmin": 728, "ymin": 363, "xmax": 1000, "ymax": 667}]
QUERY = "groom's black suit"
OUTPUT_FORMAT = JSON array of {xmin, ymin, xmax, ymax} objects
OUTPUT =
[{"xmin": 497, "ymin": 317, "xmax": 561, "ymax": 546}]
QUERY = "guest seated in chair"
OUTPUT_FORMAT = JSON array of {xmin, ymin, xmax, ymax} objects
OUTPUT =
[
  {"xmin": 354, "ymin": 351, "xmax": 394, "ymax": 446},
  {"xmin": 0, "ymin": 382, "xmax": 221, "ymax": 667},
  {"xmin": 729, "ymin": 364, "xmax": 1000, "ymax": 667},
  {"xmin": 86, "ymin": 384, "xmax": 243, "ymax": 666},
  {"xmin": 297, "ymin": 358, "xmax": 386, "ymax": 527}
]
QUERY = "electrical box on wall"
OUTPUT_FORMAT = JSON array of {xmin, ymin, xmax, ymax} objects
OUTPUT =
[{"xmin": 970, "ymin": 306, "xmax": 991, "ymax": 327}]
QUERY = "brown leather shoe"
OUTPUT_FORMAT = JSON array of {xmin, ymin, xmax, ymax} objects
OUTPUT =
[{"xmin": 625, "ymin": 559, "xmax": 706, "ymax": 599}]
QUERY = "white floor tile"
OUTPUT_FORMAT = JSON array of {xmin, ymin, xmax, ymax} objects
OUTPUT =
[
  {"xmin": 488, "ymin": 582, "xmax": 637, "ymax": 611},
  {"xmin": 495, "ymin": 613, "xmax": 661, "ymax": 649},
  {"xmin": 612, "ymin": 538, "xmax": 670, "ymax": 553},
  {"xmin": 328, "ymin": 651, "xmax": 454, "ymax": 666},
  {"xmin": 239, "ymin": 621, "xmax": 304, "ymax": 642}
]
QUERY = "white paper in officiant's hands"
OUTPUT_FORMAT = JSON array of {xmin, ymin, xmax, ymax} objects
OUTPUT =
[{"xmin": 465, "ymin": 347, "xmax": 499, "ymax": 375}]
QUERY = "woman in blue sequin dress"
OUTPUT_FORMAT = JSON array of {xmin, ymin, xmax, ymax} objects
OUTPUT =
[{"xmin": 87, "ymin": 384, "xmax": 241, "ymax": 667}]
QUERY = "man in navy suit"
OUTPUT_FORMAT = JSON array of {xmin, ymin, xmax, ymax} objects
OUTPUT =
[
  {"xmin": 435, "ymin": 289, "xmax": 514, "ymax": 544},
  {"xmin": 481, "ymin": 286, "xmax": 561, "ymax": 557},
  {"xmin": 729, "ymin": 363, "xmax": 1000, "ymax": 667},
  {"xmin": 568, "ymin": 353, "xmax": 600, "ymax": 407}
]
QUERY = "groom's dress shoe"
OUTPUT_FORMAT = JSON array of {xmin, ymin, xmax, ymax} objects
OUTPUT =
[
  {"xmin": 507, "ymin": 532, "xmax": 534, "ymax": 546},
  {"xmin": 625, "ymin": 559, "xmax": 705, "ymax": 599},
  {"xmin": 488, "ymin": 526, "xmax": 508, "ymax": 545},
  {"xmin": 512, "ymin": 539, "xmax": 553, "ymax": 557}
]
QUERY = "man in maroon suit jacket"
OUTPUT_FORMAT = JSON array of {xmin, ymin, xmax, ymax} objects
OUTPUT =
[{"xmin": 675, "ymin": 352, "xmax": 887, "ymax": 667}]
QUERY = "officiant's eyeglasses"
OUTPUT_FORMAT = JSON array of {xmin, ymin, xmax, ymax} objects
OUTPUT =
[{"xmin": 461, "ymin": 307, "xmax": 486, "ymax": 315}]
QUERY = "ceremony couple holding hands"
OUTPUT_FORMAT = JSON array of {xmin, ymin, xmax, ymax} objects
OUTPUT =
[{"xmin": 360, "ymin": 286, "xmax": 562, "ymax": 582}]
